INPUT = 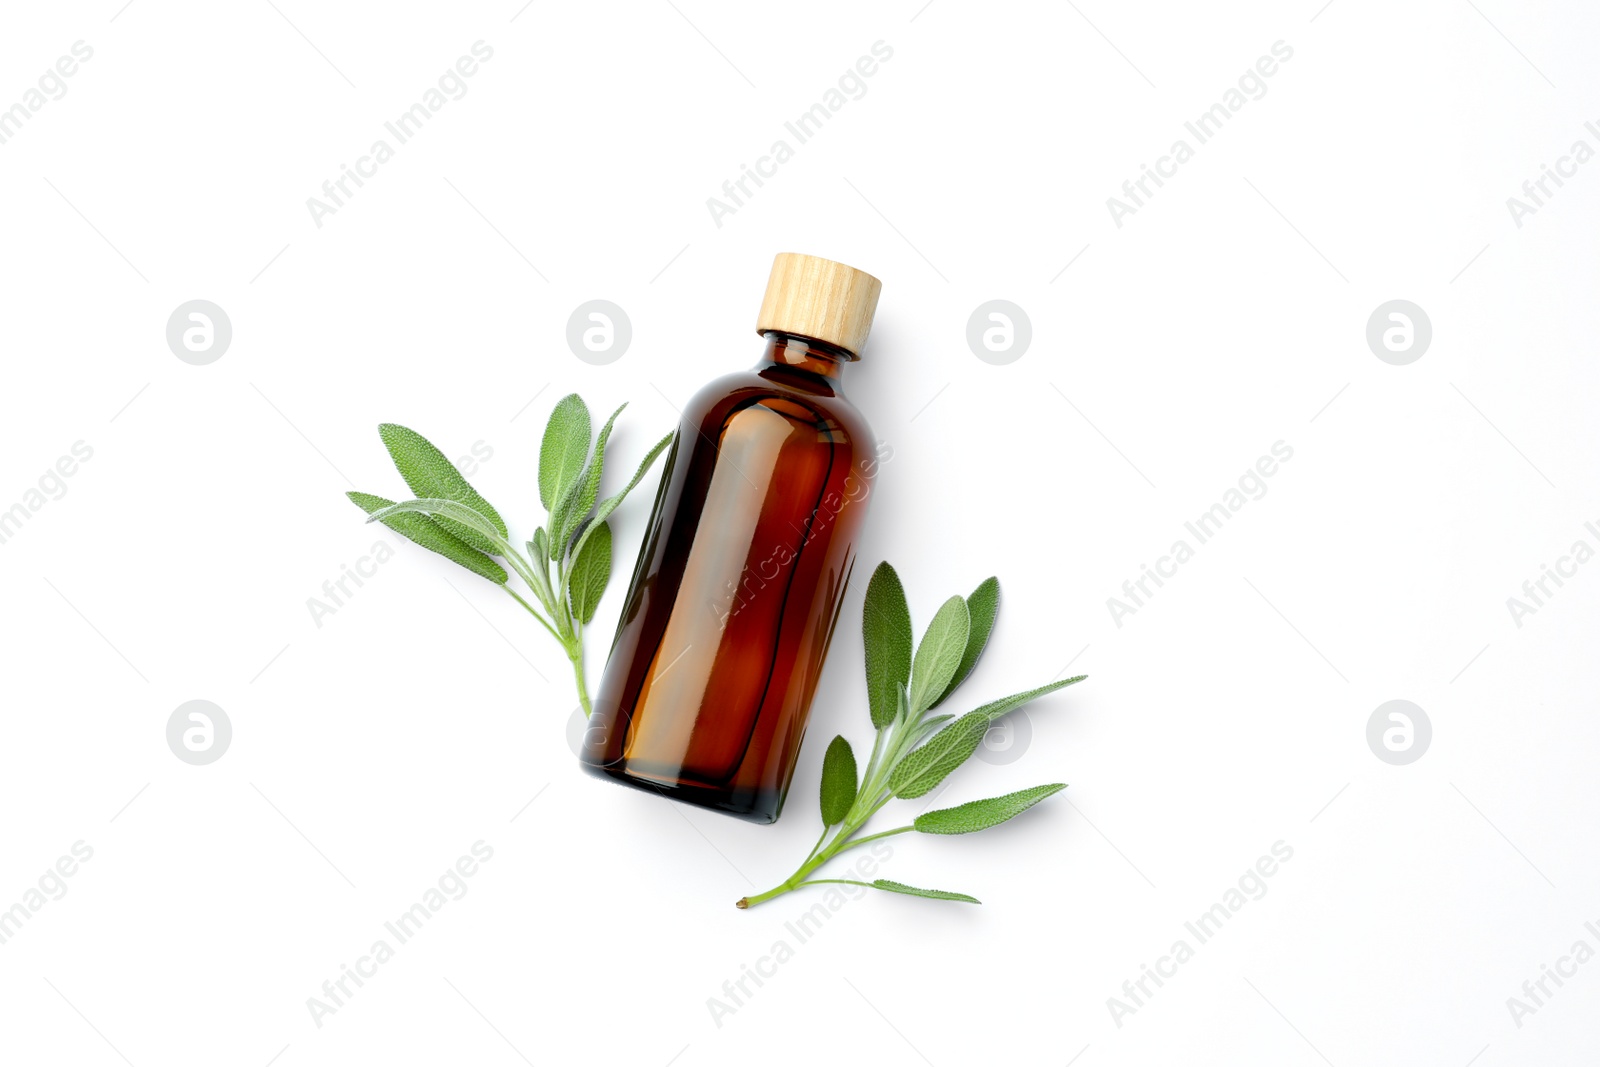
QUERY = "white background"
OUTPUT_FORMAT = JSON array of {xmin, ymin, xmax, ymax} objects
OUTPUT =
[{"xmin": 2, "ymin": 1, "xmax": 1598, "ymax": 1064}]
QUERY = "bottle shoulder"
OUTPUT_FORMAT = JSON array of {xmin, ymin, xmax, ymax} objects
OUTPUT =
[{"xmin": 682, "ymin": 367, "xmax": 874, "ymax": 445}]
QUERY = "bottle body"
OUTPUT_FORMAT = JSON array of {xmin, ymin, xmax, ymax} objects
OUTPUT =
[{"xmin": 580, "ymin": 333, "xmax": 879, "ymax": 822}]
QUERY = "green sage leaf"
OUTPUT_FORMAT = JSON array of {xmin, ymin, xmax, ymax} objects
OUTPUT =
[
  {"xmin": 551, "ymin": 404, "xmax": 624, "ymax": 558},
  {"xmin": 888, "ymin": 711, "xmax": 987, "ymax": 799},
  {"xmin": 567, "ymin": 431, "xmax": 675, "ymax": 567},
  {"xmin": 539, "ymin": 393, "xmax": 591, "ymax": 510},
  {"xmin": 378, "ymin": 424, "xmax": 506, "ymax": 557},
  {"xmin": 522, "ymin": 530, "xmax": 556, "ymax": 608},
  {"xmin": 347, "ymin": 492, "xmax": 507, "ymax": 584},
  {"xmin": 870, "ymin": 879, "xmax": 979, "ymax": 904},
  {"xmin": 909, "ymin": 712, "xmax": 955, "ymax": 747},
  {"xmin": 862, "ymin": 562, "xmax": 913, "ymax": 729},
  {"xmin": 973, "ymin": 676, "xmax": 1088, "ymax": 723},
  {"xmin": 908, "ymin": 595, "xmax": 969, "ymax": 715},
  {"xmin": 818, "ymin": 735, "xmax": 858, "ymax": 826},
  {"xmin": 364, "ymin": 497, "xmax": 508, "ymax": 554},
  {"xmin": 932, "ymin": 577, "xmax": 999, "ymax": 708},
  {"xmin": 914, "ymin": 783, "xmax": 1067, "ymax": 835},
  {"xmin": 567, "ymin": 519, "xmax": 612, "ymax": 625}
]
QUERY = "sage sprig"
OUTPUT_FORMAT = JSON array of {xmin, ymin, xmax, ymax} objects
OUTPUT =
[
  {"xmin": 347, "ymin": 394, "xmax": 673, "ymax": 716},
  {"xmin": 736, "ymin": 562, "xmax": 1085, "ymax": 909}
]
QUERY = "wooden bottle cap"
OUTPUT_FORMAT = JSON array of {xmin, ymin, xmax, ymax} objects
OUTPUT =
[{"xmin": 755, "ymin": 252, "xmax": 882, "ymax": 358}]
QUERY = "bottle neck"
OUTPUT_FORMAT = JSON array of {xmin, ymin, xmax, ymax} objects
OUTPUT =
[{"xmin": 758, "ymin": 332, "xmax": 854, "ymax": 382}]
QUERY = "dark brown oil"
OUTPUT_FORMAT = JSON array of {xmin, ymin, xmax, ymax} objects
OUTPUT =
[{"xmin": 580, "ymin": 332, "xmax": 880, "ymax": 822}]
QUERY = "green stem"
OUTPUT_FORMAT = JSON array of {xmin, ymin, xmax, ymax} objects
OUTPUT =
[
  {"xmin": 505, "ymin": 539, "xmax": 597, "ymax": 715},
  {"xmin": 737, "ymin": 882, "xmax": 797, "ymax": 909},
  {"xmin": 860, "ymin": 726, "xmax": 885, "ymax": 786},
  {"xmin": 739, "ymin": 796, "xmax": 889, "ymax": 909},
  {"xmin": 738, "ymin": 842, "xmax": 850, "ymax": 908},
  {"xmin": 502, "ymin": 585, "xmax": 562, "ymax": 642},
  {"xmin": 833, "ymin": 825, "xmax": 913, "ymax": 854},
  {"xmin": 568, "ymin": 641, "xmax": 592, "ymax": 718},
  {"xmin": 740, "ymin": 707, "xmax": 939, "ymax": 909},
  {"xmin": 494, "ymin": 537, "xmax": 544, "ymax": 598},
  {"xmin": 800, "ymin": 825, "xmax": 830, "ymax": 865}
]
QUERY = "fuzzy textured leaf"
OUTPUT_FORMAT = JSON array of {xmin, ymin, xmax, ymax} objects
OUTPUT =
[
  {"xmin": 870, "ymin": 880, "xmax": 979, "ymax": 904},
  {"xmin": 818, "ymin": 735, "xmax": 858, "ymax": 825},
  {"xmin": 933, "ymin": 577, "xmax": 999, "ymax": 708},
  {"xmin": 567, "ymin": 519, "xmax": 612, "ymax": 625},
  {"xmin": 347, "ymin": 492, "xmax": 506, "ymax": 584},
  {"xmin": 912, "ymin": 713, "xmax": 955, "ymax": 742},
  {"xmin": 539, "ymin": 394, "xmax": 591, "ymax": 511},
  {"xmin": 364, "ymin": 497, "xmax": 509, "ymax": 555},
  {"xmin": 908, "ymin": 596, "xmax": 969, "ymax": 714},
  {"xmin": 551, "ymin": 404, "xmax": 623, "ymax": 557},
  {"xmin": 862, "ymin": 562, "xmax": 913, "ymax": 729},
  {"xmin": 973, "ymin": 676, "xmax": 1087, "ymax": 723},
  {"xmin": 379, "ymin": 423, "xmax": 506, "ymax": 554},
  {"xmin": 568, "ymin": 431, "xmax": 675, "ymax": 566},
  {"xmin": 914, "ymin": 783, "xmax": 1067, "ymax": 835},
  {"xmin": 889, "ymin": 711, "xmax": 987, "ymax": 799}
]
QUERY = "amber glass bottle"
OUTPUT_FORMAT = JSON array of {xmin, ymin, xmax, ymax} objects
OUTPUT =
[{"xmin": 580, "ymin": 254, "xmax": 883, "ymax": 823}]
